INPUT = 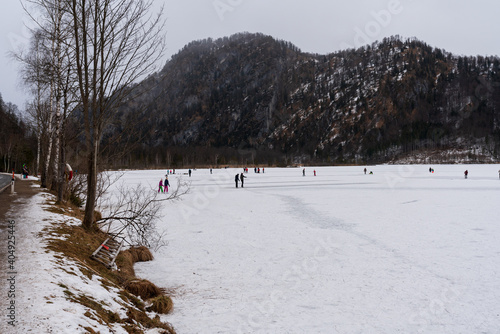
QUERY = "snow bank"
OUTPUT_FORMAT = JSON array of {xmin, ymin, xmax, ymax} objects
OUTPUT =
[{"xmin": 1, "ymin": 189, "xmax": 129, "ymax": 333}]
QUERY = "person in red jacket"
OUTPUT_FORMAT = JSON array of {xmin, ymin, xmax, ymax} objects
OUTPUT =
[{"xmin": 464, "ymin": 170, "xmax": 468, "ymax": 179}]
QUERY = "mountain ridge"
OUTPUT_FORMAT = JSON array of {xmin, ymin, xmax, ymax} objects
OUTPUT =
[{"xmin": 109, "ymin": 32, "xmax": 500, "ymax": 167}]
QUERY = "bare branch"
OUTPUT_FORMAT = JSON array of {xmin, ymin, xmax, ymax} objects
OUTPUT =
[{"xmin": 97, "ymin": 176, "xmax": 190, "ymax": 250}]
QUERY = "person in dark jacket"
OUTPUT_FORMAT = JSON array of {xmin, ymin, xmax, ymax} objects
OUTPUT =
[
  {"xmin": 240, "ymin": 172, "xmax": 246, "ymax": 188},
  {"xmin": 235, "ymin": 174, "xmax": 240, "ymax": 188},
  {"xmin": 164, "ymin": 176, "xmax": 170, "ymax": 193}
]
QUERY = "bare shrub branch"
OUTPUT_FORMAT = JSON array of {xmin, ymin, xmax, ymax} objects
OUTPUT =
[{"xmin": 98, "ymin": 177, "xmax": 190, "ymax": 250}]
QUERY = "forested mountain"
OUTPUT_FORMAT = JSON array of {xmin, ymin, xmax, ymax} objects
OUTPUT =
[
  {"xmin": 0, "ymin": 94, "xmax": 35, "ymax": 172},
  {"xmin": 110, "ymin": 33, "xmax": 500, "ymax": 167}
]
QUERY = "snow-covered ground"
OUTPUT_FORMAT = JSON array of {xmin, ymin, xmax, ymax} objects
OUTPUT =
[
  {"xmin": 0, "ymin": 182, "xmax": 140, "ymax": 334},
  {"xmin": 5, "ymin": 165, "xmax": 499, "ymax": 333},
  {"xmin": 111, "ymin": 164, "xmax": 500, "ymax": 333}
]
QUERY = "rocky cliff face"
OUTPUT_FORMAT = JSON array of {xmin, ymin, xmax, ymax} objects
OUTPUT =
[{"xmin": 116, "ymin": 33, "xmax": 500, "ymax": 165}]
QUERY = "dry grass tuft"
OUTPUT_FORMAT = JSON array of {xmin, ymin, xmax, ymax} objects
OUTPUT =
[
  {"xmin": 116, "ymin": 250, "xmax": 136, "ymax": 278},
  {"xmin": 94, "ymin": 210, "xmax": 102, "ymax": 223},
  {"xmin": 146, "ymin": 295, "xmax": 174, "ymax": 314},
  {"xmin": 125, "ymin": 279, "xmax": 163, "ymax": 300},
  {"xmin": 116, "ymin": 246, "xmax": 154, "ymax": 280},
  {"xmin": 129, "ymin": 246, "xmax": 154, "ymax": 262},
  {"xmin": 125, "ymin": 309, "xmax": 175, "ymax": 333}
]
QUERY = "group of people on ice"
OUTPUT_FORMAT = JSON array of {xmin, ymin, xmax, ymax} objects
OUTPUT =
[
  {"xmin": 235, "ymin": 172, "xmax": 246, "ymax": 188},
  {"xmin": 302, "ymin": 168, "xmax": 317, "ymax": 176},
  {"xmin": 158, "ymin": 175, "xmax": 170, "ymax": 193},
  {"xmin": 157, "ymin": 166, "xmax": 500, "ymax": 192}
]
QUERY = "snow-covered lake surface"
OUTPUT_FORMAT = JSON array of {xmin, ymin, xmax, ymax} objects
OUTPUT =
[{"xmin": 119, "ymin": 165, "xmax": 500, "ymax": 333}]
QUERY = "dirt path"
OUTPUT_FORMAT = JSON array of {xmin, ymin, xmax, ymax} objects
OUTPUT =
[
  {"xmin": 0, "ymin": 177, "xmax": 39, "ymax": 224},
  {"xmin": 0, "ymin": 177, "xmax": 40, "ymax": 320}
]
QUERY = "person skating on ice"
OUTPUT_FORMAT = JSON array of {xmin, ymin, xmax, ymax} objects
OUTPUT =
[{"xmin": 240, "ymin": 172, "xmax": 246, "ymax": 188}]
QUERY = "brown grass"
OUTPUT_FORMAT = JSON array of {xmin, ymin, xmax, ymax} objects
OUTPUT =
[
  {"xmin": 129, "ymin": 246, "xmax": 154, "ymax": 262},
  {"xmin": 125, "ymin": 309, "xmax": 175, "ymax": 333},
  {"xmin": 43, "ymin": 201, "xmax": 176, "ymax": 333},
  {"xmin": 116, "ymin": 246, "xmax": 154, "ymax": 280},
  {"xmin": 116, "ymin": 249, "xmax": 136, "ymax": 278},
  {"xmin": 146, "ymin": 295, "xmax": 174, "ymax": 314},
  {"xmin": 125, "ymin": 279, "xmax": 163, "ymax": 300},
  {"xmin": 94, "ymin": 210, "xmax": 102, "ymax": 221}
]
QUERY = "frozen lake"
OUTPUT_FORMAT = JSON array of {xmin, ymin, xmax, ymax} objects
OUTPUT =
[{"xmin": 115, "ymin": 165, "xmax": 500, "ymax": 333}]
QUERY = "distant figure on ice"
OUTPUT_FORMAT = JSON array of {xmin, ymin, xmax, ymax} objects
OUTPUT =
[
  {"xmin": 240, "ymin": 172, "xmax": 246, "ymax": 188},
  {"xmin": 498, "ymin": 169, "xmax": 500, "ymax": 179},
  {"xmin": 22, "ymin": 164, "xmax": 29, "ymax": 178},
  {"xmin": 210, "ymin": 168, "xmax": 213, "ymax": 174},
  {"xmin": 429, "ymin": 167, "xmax": 432, "ymax": 173},
  {"xmin": 314, "ymin": 170, "xmax": 316, "ymax": 176},
  {"xmin": 164, "ymin": 176, "xmax": 170, "ymax": 193},
  {"xmin": 364, "ymin": 167, "xmax": 367, "ymax": 175},
  {"xmin": 464, "ymin": 170, "xmax": 468, "ymax": 179},
  {"xmin": 262, "ymin": 168, "xmax": 265, "ymax": 173},
  {"xmin": 158, "ymin": 179, "xmax": 164, "ymax": 193},
  {"xmin": 302, "ymin": 168, "xmax": 305, "ymax": 176},
  {"xmin": 235, "ymin": 174, "xmax": 240, "ymax": 188},
  {"xmin": 188, "ymin": 169, "xmax": 192, "ymax": 177},
  {"xmin": 369, "ymin": 171, "xmax": 373, "ymax": 175}
]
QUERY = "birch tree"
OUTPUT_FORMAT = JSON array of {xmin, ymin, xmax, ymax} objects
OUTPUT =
[{"xmin": 16, "ymin": 29, "xmax": 52, "ymax": 185}]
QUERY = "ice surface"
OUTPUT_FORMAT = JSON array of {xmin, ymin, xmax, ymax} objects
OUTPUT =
[{"xmin": 124, "ymin": 165, "xmax": 500, "ymax": 333}]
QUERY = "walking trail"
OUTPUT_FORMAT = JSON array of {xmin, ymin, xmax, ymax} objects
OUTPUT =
[{"xmin": 0, "ymin": 177, "xmax": 39, "ymax": 311}]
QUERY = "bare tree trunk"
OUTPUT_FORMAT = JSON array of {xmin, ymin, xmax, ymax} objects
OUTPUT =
[
  {"xmin": 36, "ymin": 126, "xmax": 41, "ymax": 176},
  {"xmin": 52, "ymin": 108, "xmax": 61, "ymax": 190},
  {"xmin": 42, "ymin": 109, "xmax": 54, "ymax": 188},
  {"xmin": 83, "ymin": 140, "xmax": 99, "ymax": 230},
  {"xmin": 57, "ymin": 127, "xmax": 65, "ymax": 203}
]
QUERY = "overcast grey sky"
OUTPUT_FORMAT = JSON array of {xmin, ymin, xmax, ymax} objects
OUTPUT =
[{"xmin": 1, "ymin": 0, "xmax": 499, "ymax": 109}]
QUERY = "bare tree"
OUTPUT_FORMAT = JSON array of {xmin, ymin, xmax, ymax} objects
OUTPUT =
[
  {"xmin": 18, "ymin": 0, "xmax": 77, "ymax": 196},
  {"xmin": 16, "ymin": 29, "xmax": 51, "ymax": 184},
  {"xmin": 66, "ymin": 0, "xmax": 166, "ymax": 230},
  {"xmin": 21, "ymin": 0, "xmax": 165, "ymax": 220}
]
